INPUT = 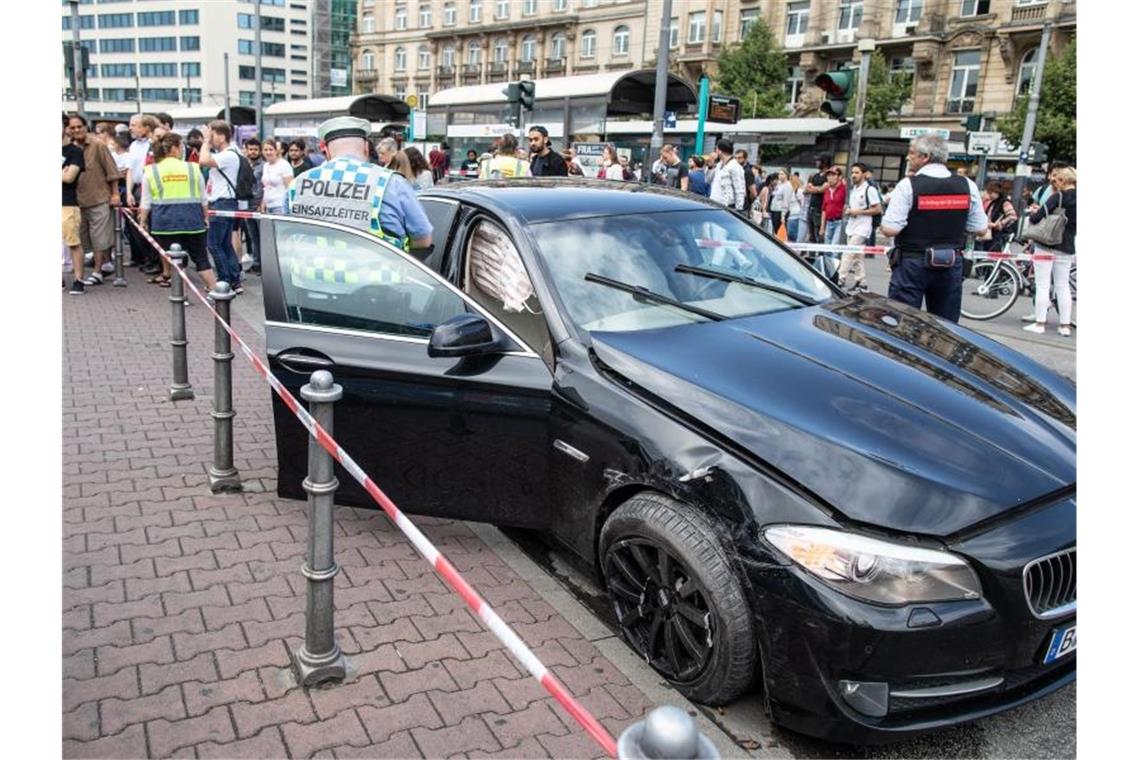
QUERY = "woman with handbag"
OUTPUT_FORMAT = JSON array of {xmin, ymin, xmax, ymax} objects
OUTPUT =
[
  {"xmin": 982, "ymin": 182, "xmax": 1018, "ymax": 251},
  {"xmin": 1023, "ymin": 167, "xmax": 1077, "ymax": 336}
]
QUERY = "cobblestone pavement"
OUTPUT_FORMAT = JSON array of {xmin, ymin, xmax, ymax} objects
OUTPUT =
[{"xmin": 62, "ymin": 268, "xmax": 654, "ymax": 759}]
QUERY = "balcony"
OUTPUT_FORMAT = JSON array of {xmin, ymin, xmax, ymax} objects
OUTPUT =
[
  {"xmin": 489, "ymin": 61, "xmax": 508, "ymax": 74},
  {"xmin": 516, "ymin": 59, "xmax": 535, "ymax": 75},
  {"xmin": 543, "ymin": 57, "xmax": 565, "ymax": 74},
  {"xmin": 436, "ymin": 65, "xmax": 455, "ymax": 78},
  {"xmin": 354, "ymin": 69, "xmax": 377, "ymax": 85},
  {"xmin": 1010, "ymin": 2, "xmax": 1048, "ymax": 24}
]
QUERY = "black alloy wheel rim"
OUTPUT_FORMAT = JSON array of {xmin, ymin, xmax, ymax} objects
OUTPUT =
[{"xmin": 603, "ymin": 537, "xmax": 715, "ymax": 683}]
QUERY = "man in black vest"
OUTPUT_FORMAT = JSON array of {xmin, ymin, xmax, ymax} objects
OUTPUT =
[{"xmin": 879, "ymin": 135, "xmax": 989, "ymax": 322}]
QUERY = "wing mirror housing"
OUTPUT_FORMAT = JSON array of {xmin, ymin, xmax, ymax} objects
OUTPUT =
[{"xmin": 428, "ymin": 313, "xmax": 500, "ymax": 358}]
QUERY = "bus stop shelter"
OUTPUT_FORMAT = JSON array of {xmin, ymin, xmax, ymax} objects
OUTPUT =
[
  {"xmin": 428, "ymin": 69, "xmax": 698, "ymax": 151},
  {"xmin": 264, "ymin": 94, "xmax": 410, "ymax": 138}
]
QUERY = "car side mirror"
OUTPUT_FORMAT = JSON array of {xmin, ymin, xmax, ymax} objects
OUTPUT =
[{"xmin": 428, "ymin": 313, "xmax": 499, "ymax": 358}]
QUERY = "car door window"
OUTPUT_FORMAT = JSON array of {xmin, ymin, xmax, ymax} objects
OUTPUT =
[
  {"xmin": 275, "ymin": 220, "xmax": 466, "ymax": 338},
  {"xmin": 462, "ymin": 219, "xmax": 551, "ymax": 353},
  {"xmin": 415, "ymin": 198, "xmax": 461, "ymax": 273}
]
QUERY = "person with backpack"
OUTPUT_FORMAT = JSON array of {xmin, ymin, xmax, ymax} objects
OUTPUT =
[{"xmin": 199, "ymin": 120, "xmax": 251, "ymax": 293}]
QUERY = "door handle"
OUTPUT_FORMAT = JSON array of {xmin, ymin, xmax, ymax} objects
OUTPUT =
[{"xmin": 276, "ymin": 351, "xmax": 334, "ymax": 374}]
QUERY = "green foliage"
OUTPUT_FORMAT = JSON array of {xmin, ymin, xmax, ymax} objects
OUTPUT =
[
  {"xmin": 861, "ymin": 50, "xmax": 912, "ymax": 129},
  {"xmin": 996, "ymin": 42, "xmax": 1076, "ymax": 163},
  {"xmin": 713, "ymin": 18, "xmax": 789, "ymax": 118}
]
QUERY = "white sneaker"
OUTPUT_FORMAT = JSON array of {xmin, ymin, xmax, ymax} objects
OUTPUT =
[
  {"xmin": 240, "ymin": 253, "xmax": 253, "ymax": 272},
  {"xmin": 82, "ymin": 271, "xmax": 104, "ymax": 286},
  {"xmin": 1022, "ymin": 323, "xmax": 1046, "ymax": 334},
  {"xmin": 1058, "ymin": 326, "xmax": 1072, "ymax": 337},
  {"xmin": 100, "ymin": 261, "xmax": 115, "ymax": 274},
  {"xmin": 1020, "ymin": 313, "xmax": 1037, "ymax": 322}
]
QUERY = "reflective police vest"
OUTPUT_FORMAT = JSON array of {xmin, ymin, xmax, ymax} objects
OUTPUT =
[
  {"xmin": 287, "ymin": 157, "xmax": 406, "ymax": 249},
  {"xmin": 283, "ymin": 234, "xmax": 404, "ymax": 290},
  {"xmin": 146, "ymin": 158, "xmax": 206, "ymax": 234},
  {"xmin": 479, "ymin": 155, "xmax": 528, "ymax": 179}
]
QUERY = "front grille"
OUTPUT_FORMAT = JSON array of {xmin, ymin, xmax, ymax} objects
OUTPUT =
[{"xmin": 1023, "ymin": 548, "xmax": 1076, "ymax": 618}]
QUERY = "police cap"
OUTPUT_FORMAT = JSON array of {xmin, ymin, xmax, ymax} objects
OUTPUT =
[{"xmin": 318, "ymin": 116, "xmax": 371, "ymax": 143}]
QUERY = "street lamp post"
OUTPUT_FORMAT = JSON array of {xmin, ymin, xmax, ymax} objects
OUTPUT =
[
  {"xmin": 68, "ymin": 0, "xmax": 86, "ymax": 117},
  {"xmin": 648, "ymin": 0, "xmax": 673, "ymax": 165}
]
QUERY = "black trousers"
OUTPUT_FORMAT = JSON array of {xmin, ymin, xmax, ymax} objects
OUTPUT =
[
  {"xmin": 888, "ymin": 255, "xmax": 964, "ymax": 323},
  {"xmin": 124, "ymin": 212, "xmax": 156, "ymax": 267},
  {"xmin": 807, "ymin": 208, "xmax": 823, "ymax": 243}
]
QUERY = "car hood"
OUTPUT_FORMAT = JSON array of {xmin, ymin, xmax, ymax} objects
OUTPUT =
[{"xmin": 589, "ymin": 296, "xmax": 1076, "ymax": 536}]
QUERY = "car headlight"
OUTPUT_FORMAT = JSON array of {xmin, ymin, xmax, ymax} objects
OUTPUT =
[{"xmin": 763, "ymin": 525, "xmax": 983, "ymax": 606}]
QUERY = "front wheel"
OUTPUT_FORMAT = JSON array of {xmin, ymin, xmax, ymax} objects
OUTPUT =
[
  {"xmin": 960, "ymin": 260, "xmax": 1020, "ymax": 321},
  {"xmin": 600, "ymin": 493, "xmax": 757, "ymax": 705}
]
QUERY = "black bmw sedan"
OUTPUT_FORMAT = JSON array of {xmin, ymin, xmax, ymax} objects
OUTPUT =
[{"xmin": 258, "ymin": 179, "xmax": 1075, "ymax": 743}]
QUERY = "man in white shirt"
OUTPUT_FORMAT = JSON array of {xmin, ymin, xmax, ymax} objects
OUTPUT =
[
  {"xmin": 198, "ymin": 120, "xmax": 244, "ymax": 293},
  {"xmin": 709, "ymin": 139, "xmax": 745, "ymax": 212},
  {"xmin": 125, "ymin": 114, "xmax": 160, "ymax": 272},
  {"xmin": 838, "ymin": 162, "xmax": 883, "ymax": 293}
]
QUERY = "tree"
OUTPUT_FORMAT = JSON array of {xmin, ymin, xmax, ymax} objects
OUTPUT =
[
  {"xmin": 997, "ymin": 42, "xmax": 1076, "ymax": 163},
  {"xmin": 861, "ymin": 50, "xmax": 912, "ymax": 129},
  {"xmin": 713, "ymin": 18, "xmax": 789, "ymax": 119}
]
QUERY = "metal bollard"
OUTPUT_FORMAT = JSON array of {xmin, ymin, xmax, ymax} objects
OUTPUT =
[
  {"xmin": 112, "ymin": 209, "xmax": 127, "ymax": 287},
  {"xmin": 168, "ymin": 245, "xmax": 194, "ymax": 402},
  {"xmin": 291, "ymin": 370, "xmax": 348, "ymax": 687},
  {"xmin": 207, "ymin": 281, "xmax": 242, "ymax": 493},
  {"xmin": 617, "ymin": 706, "xmax": 719, "ymax": 760}
]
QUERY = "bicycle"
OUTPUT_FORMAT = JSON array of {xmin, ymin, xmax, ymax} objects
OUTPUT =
[{"xmin": 960, "ymin": 239, "xmax": 1076, "ymax": 322}]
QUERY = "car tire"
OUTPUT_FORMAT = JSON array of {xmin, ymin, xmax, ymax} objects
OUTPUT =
[{"xmin": 600, "ymin": 492, "xmax": 757, "ymax": 705}]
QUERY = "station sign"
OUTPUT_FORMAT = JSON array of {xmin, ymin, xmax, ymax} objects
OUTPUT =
[
  {"xmin": 706, "ymin": 94, "xmax": 741, "ymax": 125},
  {"xmin": 900, "ymin": 127, "xmax": 951, "ymax": 139}
]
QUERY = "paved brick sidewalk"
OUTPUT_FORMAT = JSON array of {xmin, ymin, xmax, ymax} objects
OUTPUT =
[{"xmin": 62, "ymin": 269, "xmax": 654, "ymax": 758}]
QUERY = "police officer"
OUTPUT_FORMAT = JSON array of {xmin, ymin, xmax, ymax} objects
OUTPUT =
[
  {"xmin": 287, "ymin": 116, "xmax": 432, "ymax": 250},
  {"xmin": 879, "ymin": 134, "xmax": 989, "ymax": 322}
]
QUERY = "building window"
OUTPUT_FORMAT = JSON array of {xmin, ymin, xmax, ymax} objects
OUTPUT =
[
  {"xmin": 103, "ymin": 88, "xmax": 138, "ymax": 102},
  {"xmin": 494, "ymin": 37, "xmax": 508, "ymax": 63},
  {"xmin": 470, "ymin": 0, "xmax": 482, "ymax": 23},
  {"xmin": 580, "ymin": 29, "xmax": 596, "ymax": 59},
  {"xmin": 180, "ymin": 36, "xmax": 200, "ymax": 51},
  {"xmin": 890, "ymin": 56, "xmax": 916, "ymax": 91},
  {"xmin": 417, "ymin": 45, "xmax": 431, "ymax": 70},
  {"xmin": 394, "ymin": 87, "xmax": 406, "ymax": 100},
  {"xmin": 362, "ymin": 13, "xmax": 373, "ymax": 32},
  {"xmin": 137, "ymin": 10, "xmax": 175, "ymax": 26},
  {"xmin": 467, "ymin": 40, "xmax": 482, "ymax": 65},
  {"xmin": 786, "ymin": 2, "xmax": 810, "ymax": 36},
  {"xmin": 961, "ymin": 0, "xmax": 991, "ymax": 11},
  {"xmin": 896, "ymin": 0, "xmax": 923, "ymax": 25},
  {"xmin": 712, "ymin": 11, "xmax": 723, "ymax": 42},
  {"xmin": 495, "ymin": 0, "xmax": 509, "ymax": 19},
  {"xmin": 361, "ymin": 50, "xmax": 374, "ymax": 70},
  {"xmin": 139, "ymin": 37, "xmax": 177, "ymax": 52},
  {"xmin": 179, "ymin": 9, "xmax": 198, "ymax": 25},
  {"xmin": 100, "ymin": 63, "xmax": 136, "ymax": 78},
  {"xmin": 99, "ymin": 38, "xmax": 134, "ymax": 53},
  {"xmin": 523, "ymin": 0, "xmax": 537, "ymax": 15},
  {"xmin": 947, "ymin": 49, "xmax": 981, "ymax": 113},
  {"xmin": 394, "ymin": 46, "xmax": 406, "ymax": 70},
  {"xmin": 442, "ymin": 45, "xmax": 456, "ymax": 67},
  {"xmin": 141, "ymin": 88, "xmax": 179, "ymax": 102},
  {"xmin": 521, "ymin": 34, "xmax": 536, "ymax": 62},
  {"xmin": 613, "ymin": 26, "xmax": 630, "ymax": 55},
  {"xmin": 98, "ymin": 13, "xmax": 133, "ymax": 28},
  {"xmin": 838, "ymin": 1, "xmax": 863, "ymax": 31},
  {"xmin": 62, "ymin": 15, "xmax": 94, "ymax": 31},
  {"xmin": 785, "ymin": 66, "xmax": 804, "ymax": 109},
  {"xmin": 181, "ymin": 62, "xmax": 200, "ymax": 77},
  {"xmin": 419, "ymin": 4, "xmax": 431, "ymax": 27},
  {"xmin": 669, "ymin": 17, "xmax": 679, "ymax": 48},
  {"xmin": 554, "ymin": 0, "xmax": 567, "ymax": 10},
  {"xmin": 1018, "ymin": 46, "xmax": 1040, "ymax": 95},
  {"xmin": 443, "ymin": 2, "xmax": 456, "ymax": 25},
  {"xmin": 581, "ymin": 0, "xmax": 598, "ymax": 7},
  {"xmin": 239, "ymin": 66, "xmax": 286, "ymax": 82},
  {"xmin": 740, "ymin": 8, "xmax": 759, "ymax": 37},
  {"xmin": 182, "ymin": 88, "xmax": 201, "ymax": 104},
  {"xmin": 550, "ymin": 32, "xmax": 566, "ymax": 59},
  {"xmin": 395, "ymin": 5, "xmax": 406, "ymax": 29},
  {"xmin": 140, "ymin": 62, "xmax": 177, "ymax": 78},
  {"xmin": 688, "ymin": 12, "xmax": 706, "ymax": 44}
]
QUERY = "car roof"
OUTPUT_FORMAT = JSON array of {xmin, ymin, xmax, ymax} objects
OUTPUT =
[{"xmin": 420, "ymin": 178, "xmax": 722, "ymax": 224}]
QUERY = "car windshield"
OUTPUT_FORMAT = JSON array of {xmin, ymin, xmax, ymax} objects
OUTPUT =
[{"xmin": 529, "ymin": 209, "xmax": 833, "ymax": 333}]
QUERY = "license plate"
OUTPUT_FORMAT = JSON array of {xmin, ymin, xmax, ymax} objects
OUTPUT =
[{"xmin": 1042, "ymin": 624, "xmax": 1076, "ymax": 664}]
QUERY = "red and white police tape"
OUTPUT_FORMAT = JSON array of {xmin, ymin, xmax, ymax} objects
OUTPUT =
[{"xmin": 119, "ymin": 208, "xmax": 620, "ymax": 758}]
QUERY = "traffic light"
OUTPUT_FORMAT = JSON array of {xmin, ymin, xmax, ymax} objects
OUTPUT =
[
  {"xmin": 1028, "ymin": 141, "xmax": 1049, "ymax": 163},
  {"xmin": 961, "ymin": 114, "xmax": 982, "ymax": 131},
  {"xmin": 814, "ymin": 69, "xmax": 855, "ymax": 121},
  {"xmin": 63, "ymin": 41, "xmax": 91, "ymax": 96},
  {"xmin": 519, "ymin": 80, "xmax": 535, "ymax": 111},
  {"xmin": 502, "ymin": 82, "xmax": 522, "ymax": 127}
]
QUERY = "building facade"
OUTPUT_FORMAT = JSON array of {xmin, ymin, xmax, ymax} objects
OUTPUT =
[
  {"xmin": 61, "ymin": 0, "xmax": 318, "ymax": 118},
  {"xmin": 312, "ymin": 0, "xmax": 358, "ymax": 97},
  {"xmin": 350, "ymin": 0, "xmax": 1075, "ymax": 129}
]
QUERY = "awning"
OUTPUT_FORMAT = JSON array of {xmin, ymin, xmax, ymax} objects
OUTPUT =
[{"xmin": 429, "ymin": 69, "xmax": 697, "ymax": 116}]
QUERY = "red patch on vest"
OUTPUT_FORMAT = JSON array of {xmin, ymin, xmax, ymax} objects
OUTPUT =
[{"xmin": 917, "ymin": 194, "xmax": 970, "ymax": 210}]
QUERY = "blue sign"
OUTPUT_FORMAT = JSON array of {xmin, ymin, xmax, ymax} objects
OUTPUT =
[{"xmin": 664, "ymin": 111, "xmax": 677, "ymax": 129}]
